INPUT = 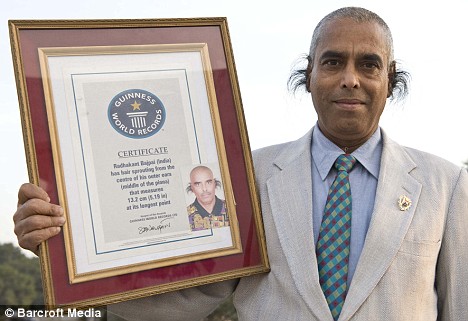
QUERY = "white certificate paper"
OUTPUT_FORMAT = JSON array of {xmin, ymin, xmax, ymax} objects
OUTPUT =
[{"xmin": 39, "ymin": 44, "xmax": 241, "ymax": 282}]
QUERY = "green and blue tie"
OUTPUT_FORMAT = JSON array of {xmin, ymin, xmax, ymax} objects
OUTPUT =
[{"xmin": 316, "ymin": 154, "xmax": 356, "ymax": 321}]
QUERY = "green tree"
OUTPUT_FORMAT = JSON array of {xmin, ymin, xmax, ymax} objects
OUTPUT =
[
  {"xmin": 0, "ymin": 243, "xmax": 43, "ymax": 305},
  {"xmin": 0, "ymin": 264, "xmax": 36, "ymax": 305}
]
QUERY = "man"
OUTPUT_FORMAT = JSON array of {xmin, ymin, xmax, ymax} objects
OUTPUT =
[
  {"xmin": 13, "ymin": 7, "xmax": 468, "ymax": 321},
  {"xmin": 186, "ymin": 165, "xmax": 228, "ymax": 230}
]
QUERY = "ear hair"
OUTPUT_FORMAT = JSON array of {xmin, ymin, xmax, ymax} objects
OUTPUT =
[
  {"xmin": 387, "ymin": 61, "xmax": 397, "ymax": 98},
  {"xmin": 387, "ymin": 60, "xmax": 411, "ymax": 102},
  {"xmin": 306, "ymin": 56, "xmax": 313, "ymax": 93}
]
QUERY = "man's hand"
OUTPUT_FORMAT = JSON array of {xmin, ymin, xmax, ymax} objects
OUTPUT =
[{"xmin": 13, "ymin": 183, "xmax": 65, "ymax": 255}]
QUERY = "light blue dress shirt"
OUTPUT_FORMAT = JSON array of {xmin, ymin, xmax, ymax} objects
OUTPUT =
[{"xmin": 311, "ymin": 126, "xmax": 383, "ymax": 287}]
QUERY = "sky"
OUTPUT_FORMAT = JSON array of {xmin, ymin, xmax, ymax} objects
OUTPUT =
[{"xmin": 1, "ymin": 0, "xmax": 468, "ymax": 253}]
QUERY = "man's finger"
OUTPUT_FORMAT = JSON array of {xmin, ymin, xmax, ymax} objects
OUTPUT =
[
  {"xmin": 18, "ymin": 226, "xmax": 62, "ymax": 255},
  {"xmin": 14, "ymin": 214, "xmax": 66, "ymax": 237},
  {"xmin": 13, "ymin": 198, "xmax": 63, "ymax": 223},
  {"xmin": 17, "ymin": 183, "xmax": 50, "ymax": 207}
]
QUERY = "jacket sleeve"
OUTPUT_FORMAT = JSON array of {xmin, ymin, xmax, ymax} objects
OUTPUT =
[
  {"xmin": 106, "ymin": 278, "xmax": 238, "ymax": 321},
  {"xmin": 436, "ymin": 168, "xmax": 468, "ymax": 320}
]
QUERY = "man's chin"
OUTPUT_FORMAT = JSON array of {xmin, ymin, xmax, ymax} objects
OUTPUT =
[{"xmin": 199, "ymin": 196, "xmax": 214, "ymax": 204}]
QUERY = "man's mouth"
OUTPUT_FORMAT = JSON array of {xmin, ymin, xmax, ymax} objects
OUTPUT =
[{"xmin": 333, "ymin": 99, "xmax": 365, "ymax": 109}]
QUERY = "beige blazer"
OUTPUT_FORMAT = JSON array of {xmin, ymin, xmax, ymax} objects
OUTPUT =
[{"xmin": 109, "ymin": 128, "xmax": 468, "ymax": 321}]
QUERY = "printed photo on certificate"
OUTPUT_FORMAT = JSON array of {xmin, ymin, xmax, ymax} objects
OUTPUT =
[{"xmin": 39, "ymin": 44, "xmax": 242, "ymax": 283}]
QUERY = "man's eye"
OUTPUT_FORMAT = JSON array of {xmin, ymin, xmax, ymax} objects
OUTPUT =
[
  {"xmin": 362, "ymin": 62, "xmax": 379, "ymax": 69},
  {"xmin": 323, "ymin": 60, "xmax": 340, "ymax": 66}
]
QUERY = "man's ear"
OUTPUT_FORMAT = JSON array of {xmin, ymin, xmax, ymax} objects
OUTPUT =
[
  {"xmin": 387, "ymin": 61, "xmax": 396, "ymax": 98},
  {"xmin": 306, "ymin": 56, "xmax": 313, "ymax": 93}
]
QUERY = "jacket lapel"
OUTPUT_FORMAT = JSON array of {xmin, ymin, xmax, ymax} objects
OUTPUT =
[
  {"xmin": 339, "ymin": 131, "xmax": 422, "ymax": 321},
  {"xmin": 266, "ymin": 129, "xmax": 334, "ymax": 321}
]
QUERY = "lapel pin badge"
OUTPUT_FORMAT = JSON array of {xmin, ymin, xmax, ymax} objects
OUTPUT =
[{"xmin": 398, "ymin": 195, "xmax": 412, "ymax": 211}]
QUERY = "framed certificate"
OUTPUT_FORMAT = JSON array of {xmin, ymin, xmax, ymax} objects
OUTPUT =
[{"xmin": 9, "ymin": 18, "xmax": 269, "ymax": 308}]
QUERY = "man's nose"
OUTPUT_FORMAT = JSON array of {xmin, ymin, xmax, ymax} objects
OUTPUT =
[{"xmin": 340, "ymin": 64, "xmax": 360, "ymax": 89}]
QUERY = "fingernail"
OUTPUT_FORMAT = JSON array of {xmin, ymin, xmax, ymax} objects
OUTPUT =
[
  {"xmin": 54, "ymin": 206, "xmax": 64, "ymax": 216},
  {"xmin": 58, "ymin": 216, "xmax": 66, "ymax": 225}
]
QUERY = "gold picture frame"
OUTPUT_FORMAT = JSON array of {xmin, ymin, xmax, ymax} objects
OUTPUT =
[{"xmin": 10, "ymin": 17, "xmax": 269, "ymax": 308}]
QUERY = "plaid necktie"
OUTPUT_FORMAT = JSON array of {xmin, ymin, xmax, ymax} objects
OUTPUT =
[{"xmin": 316, "ymin": 154, "xmax": 356, "ymax": 321}]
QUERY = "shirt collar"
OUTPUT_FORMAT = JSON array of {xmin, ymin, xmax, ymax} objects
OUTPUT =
[
  {"xmin": 311, "ymin": 125, "xmax": 382, "ymax": 181},
  {"xmin": 193, "ymin": 196, "xmax": 223, "ymax": 217}
]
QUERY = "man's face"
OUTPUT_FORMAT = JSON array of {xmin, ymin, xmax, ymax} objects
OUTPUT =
[
  {"xmin": 190, "ymin": 168, "xmax": 216, "ymax": 206},
  {"xmin": 308, "ymin": 18, "xmax": 391, "ymax": 149}
]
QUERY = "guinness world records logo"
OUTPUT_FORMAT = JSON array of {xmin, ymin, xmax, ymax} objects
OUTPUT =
[{"xmin": 108, "ymin": 89, "xmax": 166, "ymax": 139}]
